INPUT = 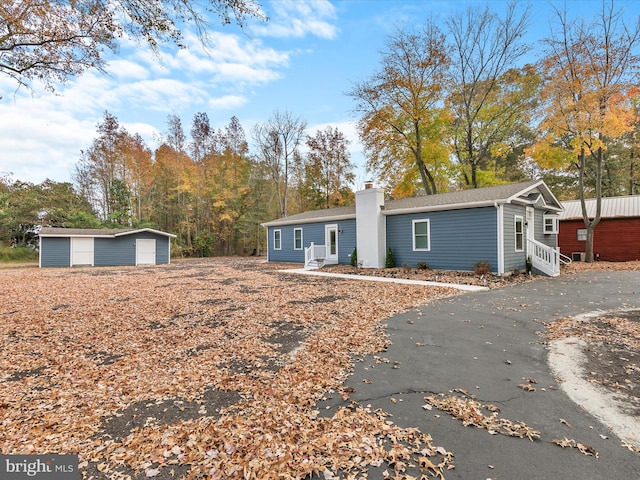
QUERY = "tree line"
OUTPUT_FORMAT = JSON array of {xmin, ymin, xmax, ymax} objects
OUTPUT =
[{"xmin": 0, "ymin": 110, "xmax": 355, "ymax": 256}]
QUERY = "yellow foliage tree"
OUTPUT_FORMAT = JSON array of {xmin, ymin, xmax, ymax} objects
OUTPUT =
[{"xmin": 529, "ymin": 0, "xmax": 639, "ymax": 262}]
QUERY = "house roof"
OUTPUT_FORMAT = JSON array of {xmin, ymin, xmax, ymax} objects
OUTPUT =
[
  {"xmin": 261, "ymin": 205, "xmax": 356, "ymax": 227},
  {"xmin": 39, "ymin": 227, "xmax": 177, "ymax": 238},
  {"xmin": 382, "ymin": 179, "xmax": 562, "ymax": 214},
  {"xmin": 262, "ymin": 180, "xmax": 562, "ymax": 227},
  {"xmin": 559, "ymin": 195, "xmax": 640, "ymax": 220}
]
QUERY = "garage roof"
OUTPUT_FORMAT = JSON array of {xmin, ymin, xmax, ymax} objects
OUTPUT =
[{"xmin": 39, "ymin": 227, "xmax": 177, "ymax": 238}]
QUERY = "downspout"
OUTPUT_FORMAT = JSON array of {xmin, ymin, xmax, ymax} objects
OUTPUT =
[{"xmin": 495, "ymin": 201, "xmax": 504, "ymax": 276}]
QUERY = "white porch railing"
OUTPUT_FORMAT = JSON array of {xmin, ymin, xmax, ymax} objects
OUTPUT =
[
  {"xmin": 304, "ymin": 242, "xmax": 327, "ymax": 269},
  {"xmin": 527, "ymin": 238, "xmax": 561, "ymax": 277}
]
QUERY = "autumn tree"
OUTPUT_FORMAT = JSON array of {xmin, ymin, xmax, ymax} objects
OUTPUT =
[
  {"xmin": 349, "ymin": 21, "xmax": 450, "ymax": 195},
  {"xmin": 75, "ymin": 112, "xmax": 130, "ymax": 222},
  {"xmin": 304, "ymin": 126, "xmax": 355, "ymax": 209},
  {"xmin": 446, "ymin": 2, "xmax": 534, "ymax": 189},
  {"xmin": 252, "ymin": 110, "xmax": 307, "ymax": 217},
  {"xmin": 530, "ymin": 0, "xmax": 639, "ymax": 262},
  {"xmin": 0, "ymin": 0, "xmax": 265, "ymax": 93}
]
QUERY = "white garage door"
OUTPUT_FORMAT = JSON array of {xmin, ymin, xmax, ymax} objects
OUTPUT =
[
  {"xmin": 136, "ymin": 239, "xmax": 156, "ymax": 265},
  {"xmin": 71, "ymin": 237, "xmax": 94, "ymax": 266}
]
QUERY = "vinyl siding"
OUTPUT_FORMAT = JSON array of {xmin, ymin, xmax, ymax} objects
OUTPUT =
[
  {"xmin": 386, "ymin": 207, "xmax": 498, "ymax": 272},
  {"xmin": 94, "ymin": 233, "xmax": 170, "ymax": 266},
  {"xmin": 502, "ymin": 204, "xmax": 527, "ymax": 272},
  {"xmin": 40, "ymin": 237, "xmax": 70, "ymax": 267},
  {"xmin": 267, "ymin": 220, "xmax": 356, "ymax": 264}
]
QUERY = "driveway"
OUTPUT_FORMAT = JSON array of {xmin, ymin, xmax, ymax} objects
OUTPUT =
[{"xmin": 318, "ymin": 270, "xmax": 640, "ymax": 479}]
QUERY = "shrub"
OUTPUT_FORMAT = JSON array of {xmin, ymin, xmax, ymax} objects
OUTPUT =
[
  {"xmin": 350, "ymin": 247, "xmax": 357, "ymax": 267},
  {"xmin": 473, "ymin": 260, "xmax": 491, "ymax": 276},
  {"xmin": 385, "ymin": 246, "xmax": 395, "ymax": 268},
  {"xmin": 402, "ymin": 263, "xmax": 412, "ymax": 273},
  {"xmin": 416, "ymin": 261, "xmax": 430, "ymax": 270}
]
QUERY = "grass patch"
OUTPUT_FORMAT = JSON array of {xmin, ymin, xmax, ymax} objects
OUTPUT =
[{"xmin": 0, "ymin": 244, "xmax": 38, "ymax": 264}]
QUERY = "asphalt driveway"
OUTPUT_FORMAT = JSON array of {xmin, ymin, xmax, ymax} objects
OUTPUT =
[{"xmin": 318, "ymin": 270, "xmax": 640, "ymax": 479}]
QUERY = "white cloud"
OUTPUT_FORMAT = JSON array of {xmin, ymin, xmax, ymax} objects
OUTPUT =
[{"xmin": 252, "ymin": 0, "xmax": 339, "ymax": 39}]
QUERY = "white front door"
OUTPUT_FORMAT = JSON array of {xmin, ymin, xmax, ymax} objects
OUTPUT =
[
  {"xmin": 71, "ymin": 237, "xmax": 94, "ymax": 266},
  {"xmin": 136, "ymin": 239, "xmax": 156, "ymax": 265},
  {"xmin": 526, "ymin": 207, "xmax": 535, "ymax": 241},
  {"xmin": 325, "ymin": 224, "xmax": 338, "ymax": 262}
]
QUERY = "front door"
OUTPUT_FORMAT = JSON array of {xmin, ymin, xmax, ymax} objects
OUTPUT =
[
  {"xmin": 526, "ymin": 207, "xmax": 535, "ymax": 241},
  {"xmin": 325, "ymin": 224, "xmax": 338, "ymax": 263}
]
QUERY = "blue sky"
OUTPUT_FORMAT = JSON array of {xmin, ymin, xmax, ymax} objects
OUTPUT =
[{"xmin": 1, "ymin": 0, "xmax": 636, "ymax": 187}]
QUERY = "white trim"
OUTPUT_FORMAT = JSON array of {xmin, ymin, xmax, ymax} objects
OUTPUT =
[
  {"xmin": 325, "ymin": 224, "xmax": 339, "ymax": 262},
  {"xmin": 384, "ymin": 200, "xmax": 497, "ymax": 216},
  {"xmin": 515, "ymin": 215, "xmax": 524, "ymax": 252},
  {"xmin": 543, "ymin": 214, "xmax": 559, "ymax": 234},
  {"xmin": 496, "ymin": 203, "xmax": 504, "ymax": 275},
  {"xmin": 114, "ymin": 228, "xmax": 176, "ymax": 238},
  {"xmin": 293, "ymin": 228, "xmax": 303, "ymax": 250},
  {"xmin": 577, "ymin": 228, "xmax": 587, "ymax": 241},
  {"xmin": 262, "ymin": 213, "xmax": 355, "ymax": 228},
  {"xmin": 412, "ymin": 219, "xmax": 431, "ymax": 251},
  {"xmin": 273, "ymin": 229, "xmax": 282, "ymax": 250}
]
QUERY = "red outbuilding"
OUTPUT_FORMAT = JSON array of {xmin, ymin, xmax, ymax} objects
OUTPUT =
[{"xmin": 558, "ymin": 195, "xmax": 640, "ymax": 262}]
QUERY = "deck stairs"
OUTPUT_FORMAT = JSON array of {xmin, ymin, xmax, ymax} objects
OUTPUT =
[
  {"xmin": 304, "ymin": 243, "xmax": 338, "ymax": 270},
  {"xmin": 527, "ymin": 238, "xmax": 571, "ymax": 277}
]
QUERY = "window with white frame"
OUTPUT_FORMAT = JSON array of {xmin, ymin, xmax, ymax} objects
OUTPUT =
[
  {"xmin": 543, "ymin": 215, "xmax": 559, "ymax": 234},
  {"xmin": 294, "ymin": 228, "xmax": 303, "ymax": 250},
  {"xmin": 515, "ymin": 216, "xmax": 524, "ymax": 251},
  {"xmin": 577, "ymin": 228, "xmax": 587, "ymax": 241},
  {"xmin": 412, "ymin": 219, "xmax": 431, "ymax": 251},
  {"xmin": 273, "ymin": 229, "xmax": 281, "ymax": 250}
]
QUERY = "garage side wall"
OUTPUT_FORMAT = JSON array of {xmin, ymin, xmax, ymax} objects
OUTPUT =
[
  {"xmin": 94, "ymin": 233, "xmax": 171, "ymax": 266},
  {"xmin": 95, "ymin": 237, "xmax": 135, "ymax": 266},
  {"xmin": 559, "ymin": 218, "xmax": 640, "ymax": 261},
  {"xmin": 40, "ymin": 237, "xmax": 71, "ymax": 267}
]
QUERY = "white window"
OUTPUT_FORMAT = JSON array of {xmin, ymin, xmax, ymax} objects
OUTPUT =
[
  {"xmin": 577, "ymin": 229, "xmax": 587, "ymax": 241},
  {"xmin": 543, "ymin": 215, "xmax": 559, "ymax": 234},
  {"xmin": 273, "ymin": 229, "xmax": 281, "ymax": 250},
  {"xmin": 294, "ymin": 228, "xmax": 303, "ymax": 250},
  {"xmin": 412, "ymin": 219, "xmax": 431, "ymax": 251},
  {"xmin": 515, "ymin": 216, "xmax": 524, "ymax": 252}
]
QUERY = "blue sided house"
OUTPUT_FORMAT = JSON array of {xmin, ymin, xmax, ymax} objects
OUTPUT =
[
  {"xmin": 262, "ymin": 180, "xmax": 566, "ymax": 276},
  {"xmin": 39, "ymin": 227, "xmax": 176, "ymax": 268}
]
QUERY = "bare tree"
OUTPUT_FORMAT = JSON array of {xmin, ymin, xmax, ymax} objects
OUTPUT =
[{"xmin": 252, "ymin": 110, "xmax": 307, "ymax": 217}]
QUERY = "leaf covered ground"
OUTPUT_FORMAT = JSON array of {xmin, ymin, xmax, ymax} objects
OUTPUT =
[{"xmin": 1, "ymin": 258, "xmax": 460, "ymax": 479}]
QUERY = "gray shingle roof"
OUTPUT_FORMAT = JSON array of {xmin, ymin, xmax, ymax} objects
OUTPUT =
[
  {"xmin": 383, "ymin": 180, "xmax": 546, "ymax": 212},
  {"xmin": 261, "ymin": 205, "xmax": 356, "ymax": 227},
  {"xmin": 559, "ymin": 195, "xmax": 640, "ymax": 220},
  {"xmin": 262, "ymin": 180, "xmax": 562, "ymax": 227}
]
